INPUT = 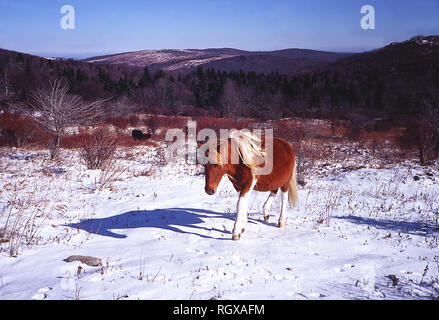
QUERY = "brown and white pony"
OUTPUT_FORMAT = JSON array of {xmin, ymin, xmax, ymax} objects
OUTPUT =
[{"xmin": 204, "ymin": 130, "xmax": 298, "ymax": 240}]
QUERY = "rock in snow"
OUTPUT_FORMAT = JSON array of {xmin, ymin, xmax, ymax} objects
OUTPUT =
[{"xmin": 64, "ymin": 255, "xmax": 102, "ymax": 267}]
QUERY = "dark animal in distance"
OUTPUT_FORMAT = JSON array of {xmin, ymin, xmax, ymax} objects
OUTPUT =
[{"xmin": 132, "ymin": 129, "xmax": 152, "ymax": 141}]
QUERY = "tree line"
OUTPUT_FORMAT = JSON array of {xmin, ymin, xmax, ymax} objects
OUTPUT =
[{"xmin": 0, "ymin": 48, "xmax": 438, "ymax": 122}]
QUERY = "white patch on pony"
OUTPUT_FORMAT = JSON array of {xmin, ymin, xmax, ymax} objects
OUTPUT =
[{"xmin": 233, "ymin": 178, "xmax": 257, "ymax": 239}]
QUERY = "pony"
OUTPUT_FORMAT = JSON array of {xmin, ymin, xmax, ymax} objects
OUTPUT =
[{"xmin": 204, "ymin": 130, "xmax": 298, "ymax": 240}]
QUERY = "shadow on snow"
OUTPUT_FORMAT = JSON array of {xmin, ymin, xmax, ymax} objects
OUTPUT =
[
  {"xmin": 334, "ymin": 216, "xmax": 439, "ymax": 237},
  {"xmin": 65, "ymin": 208, "xmax": 258, "ymax": 240}
]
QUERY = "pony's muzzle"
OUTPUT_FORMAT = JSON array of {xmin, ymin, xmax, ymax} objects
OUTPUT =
[{"xmin": 205, "ymin": 188, "xmax": 216, "ymax": 195}]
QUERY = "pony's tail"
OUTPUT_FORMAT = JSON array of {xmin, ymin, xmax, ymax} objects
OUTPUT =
[{"xmin": 288, "ymin": 157, "xmax": 298, "ymax": 208}]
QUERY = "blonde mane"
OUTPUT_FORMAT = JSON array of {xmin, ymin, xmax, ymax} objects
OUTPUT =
[{"xmin": 207, "ymin": 130, "xmax": 266, "ymax": 173}]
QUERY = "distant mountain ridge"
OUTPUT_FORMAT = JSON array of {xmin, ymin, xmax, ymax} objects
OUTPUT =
[
  {"xmin": 315, "ymin": 34, "xmax": 439, "ymax": 75},
  {"xmin": 83, "ymin": 48, "xmax": 353, "ymax": 74},
  {"xmin": 1, "ymin": 35, "xmax": 438, "ymax": 120}
]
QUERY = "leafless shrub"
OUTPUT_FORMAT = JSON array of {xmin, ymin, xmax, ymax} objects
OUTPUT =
[
  {"xmin": 80, "ymin": 127, "xmax": 118, "ymax": 170},
  {"xmin": 92, "ymin": 161, "xmax": 127, "ymax": 192},
  {"xmin": 0, "ymin": 112, "xmax": 44, "ymax": 148},
  {"xmin": 316, "ymin": 188, "xmax": 341, "ymax": 227},
  {"xmin": 0, "ymin": 184, "xmax": 50, "ymax": 257},
  {"xmin": 11, "ymin": 78, "xmax": 105, "ymax": 159},
  {"xmin": 398, "ymin": 99, "xmax": 439, "ymax": 165},
  {"xmin": 274, "ymin": 119, "xmax": 311, "ymax": 177},
  {"xmin": 139, "ymin": 249, "xmax": 146, "ymax": 280},
  {"xmin": 74, "ymin": 284, "xmax": 82, "ymax": 300}
]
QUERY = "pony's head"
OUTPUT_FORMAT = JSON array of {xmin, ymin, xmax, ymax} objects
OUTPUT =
[
  {"xmin": 203, "ymin": 130, "xmax": 265, "ymax": 196},
  {"xmin": 204, "ymin": 163, "xmax": 227, "ymax": 195},
  {"xmin": 204, "ymin": 141, "xmax": 229, "ymax": 195}
]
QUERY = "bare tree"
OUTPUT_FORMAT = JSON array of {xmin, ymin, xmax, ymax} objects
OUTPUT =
[
  {"xmin": 220, "ymin": 79, "xmax": 241, "ymax": 117},
  {"xmin": 154, "ymin": 78, "xmax": 174, "ymax": 110},
  {"xmin": 422, "ymin": 99, "xmax": 439, "ymax": 134},
  {"xmin": 0, "ymin": 67, "xmax": 14, "ymax": 98},
  {"xmin": 13, "ymin": 79, "xmax": 104, "ymax": 159},
  {"xmin": 110, "ymin": 95, "xmax": 135, "ymax": 115},
  {"xmin": 420, "ymin": 98, "xmax": 439, "ymax": 160},
  {"xmin": 400, "ymin": 98, "xmax": 439, "ymax": 164}
]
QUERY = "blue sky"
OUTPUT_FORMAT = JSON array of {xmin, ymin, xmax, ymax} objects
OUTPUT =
[{"xmin": 0, "ymin": 0, "xmax": 438, "ymax": 58}]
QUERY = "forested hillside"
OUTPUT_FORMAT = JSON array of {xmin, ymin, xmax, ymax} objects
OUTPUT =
[{"xmin": 1, "ymin": 35, "xmax": 438, "ymax": 120}]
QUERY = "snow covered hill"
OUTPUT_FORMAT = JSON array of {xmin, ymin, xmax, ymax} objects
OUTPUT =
[
  {"xmin": 0, "ymin": 146, "xmax": 438, "ymax": 300},
  {"xmin": 82, "ymin": 48, "xmax": 351, "ymax": 73}
]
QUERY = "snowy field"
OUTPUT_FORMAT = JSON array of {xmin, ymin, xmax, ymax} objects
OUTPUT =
[{"xmin": 0, "ymin": 144, "xmax": 438, "ymax": 300}]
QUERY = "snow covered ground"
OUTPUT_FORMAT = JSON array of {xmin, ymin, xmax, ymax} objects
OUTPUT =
[{"xmin": 0, "ymin": 145, "xmax": 438, "ymax": 300}]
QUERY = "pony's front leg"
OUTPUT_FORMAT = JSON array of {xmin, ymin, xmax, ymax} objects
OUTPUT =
[
  {"xmin": 232, "ymin": 193, "xmax": 249, "ymax": 240},
  {"xmin": 232, "ymin": 180, "xmax": 256, "ymax": 241}
]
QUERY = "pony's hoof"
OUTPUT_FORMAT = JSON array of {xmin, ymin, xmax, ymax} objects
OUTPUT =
[
  {"xmin": 263, "ymin": 215, "xmax": 269, "ymax": 222},
  {"xmin": 232, "ymin": 228, "xmax": 245, "ymax": 240},
  {"xmin": 278, "ymin": 221, "xmax": 286, "ymax": 228}
]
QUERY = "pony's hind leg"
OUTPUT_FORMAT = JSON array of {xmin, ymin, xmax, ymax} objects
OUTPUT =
[
  {"xmin": 263, "ymin": 190, "xmax": 278, "ymax": 222},
  {"xmin": 278, "ymin": 190, "xmax": 288, "ymax": 228}
]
